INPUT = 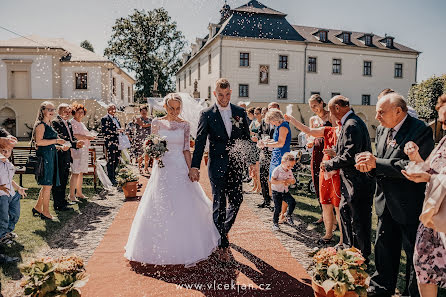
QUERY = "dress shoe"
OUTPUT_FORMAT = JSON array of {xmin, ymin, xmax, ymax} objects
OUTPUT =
[
  {"xmin": 0, "ymin": 254, "xmax": 20, "ymax": 264},
  {"xmin": 257, "ymin": 202, "xmax": 271, "ymax": 208},
  {"xmin": 366, "ymin": 286, "xmax": 392, "ymax": 297}
]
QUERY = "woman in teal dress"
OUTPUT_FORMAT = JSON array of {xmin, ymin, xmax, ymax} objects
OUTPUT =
[
  {"xmin": 32, "ymin": 101, "xmax": 66, "ymax": 220},
  {"xmin": 260, "ymin": 108, "xmax": 292, "ymax": 222}
]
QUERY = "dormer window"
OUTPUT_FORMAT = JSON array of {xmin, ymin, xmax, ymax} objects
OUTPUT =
[
  {"xmin": 342, "ymin": 32, "xmax": 351, "ymax": 44},
  {"xmin": 319, "ymin": 31, "xmax": 328, "ymax": 42},
  {"xmin": 364, "ymin": 35, "xmax": 373, "ymax": 46},
  {"xmin": 385, "ymin": 37, "xmax": 394, "ymax": 48}
]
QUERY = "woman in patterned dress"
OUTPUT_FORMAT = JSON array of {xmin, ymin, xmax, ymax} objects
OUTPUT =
[
  {"xmin": 134, "ymin": 105, "xmax": 152, "ymax": 173},
  {"xmin": 402, "ymin": 94, "xmax": 446, "ymax": 297}
]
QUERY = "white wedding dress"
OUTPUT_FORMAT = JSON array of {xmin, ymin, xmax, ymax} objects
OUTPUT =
[{"xmin": 124, "ymin": 118, "xmax": 220, "ymax": 266}]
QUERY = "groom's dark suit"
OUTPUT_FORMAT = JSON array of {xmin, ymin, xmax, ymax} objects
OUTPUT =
[
  {"xmin": 370, "ymin": 115, "xmax": 433, "ymax": 297},
  {"xmin": 324, "ymin": 111, "xmax": 375, "ymax": 260},
  {"xmin": 191, "ymin": 103, "xmax": 250, "ymax": 248}
]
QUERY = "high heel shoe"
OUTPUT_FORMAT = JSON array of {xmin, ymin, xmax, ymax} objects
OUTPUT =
[
  {"xmin": 40, "ymin": 213, "xmax": 53, "ymax": 221},
  {"xmin": 32, "ymin": 208, "xmax": 41, "ymax": 217}
]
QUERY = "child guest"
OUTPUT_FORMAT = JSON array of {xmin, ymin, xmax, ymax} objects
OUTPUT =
[
  {"xmin": 0, "ymin": 144, "xmax": 27, "ymax": 245},
  {"xmin": 271, "ymin": 152, "xmax": 296, "ymax": 231}
]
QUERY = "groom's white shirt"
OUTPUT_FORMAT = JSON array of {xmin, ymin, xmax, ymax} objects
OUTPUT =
[{"xmin": 217, "ymin": 102, "xmax": 232, "ymax": 138}]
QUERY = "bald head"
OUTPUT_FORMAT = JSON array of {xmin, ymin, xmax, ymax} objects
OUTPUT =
[
  {"xmin": 268, "ymin": 102, "xmax": 280, "ymax": 110},
  {"xmin": 328, "ymin": 95, "xmax": 351, "ymax": 121},
  {"xmin": 376, "ymin": 93, "xmax": 408, "ymax": 128}
]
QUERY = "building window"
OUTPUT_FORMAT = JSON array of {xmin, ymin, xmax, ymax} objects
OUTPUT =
[
  {"xmin": 362, "ymin": 95, "xmax": 371, "ymax": 105},
  {"xmin": 364, "ymin": 35, "xmax": 373, "ymax": 46},
  {"xmin": 279, "ymin": 55, "xmax": 288, "ymax": 69},
  {"xmin": 395, "ymin": 63, "xmax": 403, "ymax": 78},
  {"xmin": 239, "ymin": 84, "xmax": 249, "ymax": 97},
  {"xmin": 198, "ymin": 62, "xmax": 201, "ymax": 80},
  {"xmin": 120, "ymin": 82, "xmax": 124, "ymax": 100},
  {"xmin": 363, "ymin": 61, "xmax": 372, "ymax": 76},
  {"xmin": 184, "ymin": 73, "xmax": 186, "ymax": 88},
  {"xmin": 342, "ymin": 33, "xmax": 351, "ymax": 43},
  {"xmin": 278, "ymin": 86, "xmax": 288, "ymax": 99},
  {"xmin": 189, "ymin": 68, "xmax": 192, "ymax": 86},
  {"xmin": 178, "ymin": 78, "xmax": 181, "ymax": 92},
  {"xmin": 208, "ymin": 53, "xmax": 212, "ymax": 74},
  {"xmin": 308, "ymin": 57, "xmax": 317, "ymax": 73},
  {"xmin": 128, "ymin": 86, "xmax": 131, "ymax": 102},
  {"xmin": 208, "ymin": 86, "xmax": 211, "ymax": 99},
  {"xmin": 386, "ymin": 38, "xmax": 393, "ymax": 48},
  {"xmin": 75, "ymin": 73, "xmax": 88, "ymax": 90},
  {"xmin": 112, "ymin": 77, "xmax": 116, "ymax": 95},
  {"xmin": 332, "ymin": 59, "xmax": 341, "ymax": 74},
  {"xmin": 311, "ymin": 92, "xmax": 320, "ymax": 96},
  {"xmin": 240, "ymin": 53, "xmax": 249, "ymax": 67},
  {"xmin": 319, "ymin": 31, "xmax": 327, "ymax": 42},
  {"xmin": 331, "ymin": 92, "xmax": 340, "ymax": 98}
]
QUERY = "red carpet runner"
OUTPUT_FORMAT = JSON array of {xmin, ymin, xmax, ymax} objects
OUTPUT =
[{"xmin": 82, "ymin": 162, "xmax": 313, "ymax": 296}]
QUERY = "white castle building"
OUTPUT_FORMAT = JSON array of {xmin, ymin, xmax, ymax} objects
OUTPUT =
[{"xmin": 176, "ymin": 0, "xmax": 419, "ymax": 106}]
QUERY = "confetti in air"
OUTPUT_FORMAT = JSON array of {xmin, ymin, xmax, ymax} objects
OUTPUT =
[{"xmin": 286, "ymin": 104, "xmax": 293, "ymax": 116}]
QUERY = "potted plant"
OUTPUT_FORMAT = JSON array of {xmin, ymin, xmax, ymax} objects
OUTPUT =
[
  {"xmin": 309, "ymin": 247, "xmax": 369, "ymax": 297},
  {"xmin": 116, "ymin": 166, "xmax": 139, "ymax": 198},
  {"xmin": 20, "ymin": 255, "xmax": 89, "ymax": 297}
]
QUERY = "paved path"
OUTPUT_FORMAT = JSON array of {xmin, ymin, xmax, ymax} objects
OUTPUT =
[{"xmin": 82, "ymin": 163, "xmax": 313, "ymax": 297}]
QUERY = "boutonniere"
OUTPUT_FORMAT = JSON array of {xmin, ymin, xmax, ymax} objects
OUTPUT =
[
  {"xmin": 388, "ymin": 139, "xmax": 397, "ymax": 148},
  {"xmin": 231, "ymin": 116, "xmax": 243, "ymax": 128}
]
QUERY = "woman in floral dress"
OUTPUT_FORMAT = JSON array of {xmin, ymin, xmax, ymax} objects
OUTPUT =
[
  {"xmin": 402, "ymin": 94, "xmax": 446, "ymax": 297},
  {"xmin": 134, "ymin": 105, "xmax": 152, "ymax": 173}
]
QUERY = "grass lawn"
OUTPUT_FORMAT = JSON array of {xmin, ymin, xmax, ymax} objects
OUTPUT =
[
  {"xmin": 291, "ymin": 177, "xmax": 446, "ymax": 297},
  {"xmin": 0, "ymin": 173, "xmax": 101, "ymax": 286}
]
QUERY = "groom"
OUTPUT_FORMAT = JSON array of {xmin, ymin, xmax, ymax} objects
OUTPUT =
[{"xmin": 189, "ymin": 78, "xmax": 250, "ymax": 261}]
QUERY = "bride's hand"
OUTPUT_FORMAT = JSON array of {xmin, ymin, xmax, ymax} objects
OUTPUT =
[{"xmin": 188, "ymin": 168, "xmax": 200, "ymax": 182}]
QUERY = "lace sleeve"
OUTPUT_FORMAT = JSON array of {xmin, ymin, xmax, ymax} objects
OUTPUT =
[
  {"xmin": 151, "ymin": 119, "xmax": 159, "ymax": 135},
  {"xmin": 183, "ymin": 122, "xmax": 191, "ymax": 151}
]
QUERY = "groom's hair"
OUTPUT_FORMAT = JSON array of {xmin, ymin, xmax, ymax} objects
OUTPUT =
[{"xmin": 215, "ymin": 78, "xmax": 230, "ymax": 90}]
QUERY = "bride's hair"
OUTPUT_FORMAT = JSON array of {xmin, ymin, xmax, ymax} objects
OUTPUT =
[{"xmin": 163, "ymin": 93, "xmax": 183, "ymax": 110}]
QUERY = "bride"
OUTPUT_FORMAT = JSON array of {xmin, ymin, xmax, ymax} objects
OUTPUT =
[{"xmin": 124, "ymin": 93, "xmax": 220, "ymax": 266}]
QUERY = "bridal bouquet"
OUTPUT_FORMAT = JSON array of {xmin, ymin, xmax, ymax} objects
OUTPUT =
[
  {"xmin": 144, "ymin": 134, "xmax": 168, "ymax": 168},
  {"xmin": 309, "ymin": 247, "xmax": 369, "ymax": 297}
]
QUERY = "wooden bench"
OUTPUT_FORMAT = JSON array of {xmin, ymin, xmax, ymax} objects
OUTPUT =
[{"xmin": 12, "ymin": 146, "xmax": 98, "ymax": 190}]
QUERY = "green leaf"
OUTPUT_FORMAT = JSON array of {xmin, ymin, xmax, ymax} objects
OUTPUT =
[{"xmin": 321, "ymin": 279, "xmax": 337, "ymax": 293}]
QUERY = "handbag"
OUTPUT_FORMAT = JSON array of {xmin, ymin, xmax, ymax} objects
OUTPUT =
[
  {"xmin": 24, "ymin": 142, "xmax": 44, "ymax": 178},
  {"xmin": 118, "ymin": 133, "xmax": 131, "ymax": 150}
]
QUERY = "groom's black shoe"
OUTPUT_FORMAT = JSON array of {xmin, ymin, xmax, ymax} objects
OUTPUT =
[
  {"xmin": 257, "ymin": 202, "xmax": 271, "ymax": 208},
  {"xmin": 366, "ymin": 286, "xmax": 392, "ymax": 297}
]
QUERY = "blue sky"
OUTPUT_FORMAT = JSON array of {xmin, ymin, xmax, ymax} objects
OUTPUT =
[{"xmin": 1, "ymin": 0, "xmax": 445, "ymax": 82}]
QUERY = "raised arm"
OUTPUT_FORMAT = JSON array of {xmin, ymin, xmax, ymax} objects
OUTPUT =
[{"xmin": 286, "ymin": 114, "xmax": 324, "ymax": 138}]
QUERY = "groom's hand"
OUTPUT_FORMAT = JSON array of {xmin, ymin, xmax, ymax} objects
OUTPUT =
[{"xmin": 189, "ymin": 168, "xmax": 200, "ymax": 182}]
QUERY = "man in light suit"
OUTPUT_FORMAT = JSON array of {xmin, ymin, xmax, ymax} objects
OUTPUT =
[{"xmin": 356, "ymin": 93, "xmax": 434, "ymax": 297}]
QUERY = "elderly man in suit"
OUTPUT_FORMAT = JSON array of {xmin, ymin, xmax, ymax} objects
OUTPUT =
[
  {"xmin": 355, "ymin": 93, "xmax": 434, "ymax": 297},
  {"xmin": 321, "ymin": 95, "xmax": 375, "ymax": 261},
  {"xmin": 52, "ymin": 104, "xmax": 84, "ymax": 210},
  {"xmin": 101, "ymin": 104, "xmax": 124, "ymax": 185}
]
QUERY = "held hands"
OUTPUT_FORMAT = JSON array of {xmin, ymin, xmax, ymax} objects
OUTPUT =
[
  {"xmin": 401, "ymin": 170, "xmax": 431, "ymax": 183},
  {"xmin": 56, "ymin": 138, "xmax": 65, "ymax": 145},
  {"xmin": 354, "ymin": 152, "xmax": 376, "ymax": 173},
  {"xmin": 188, "ymin": 168, "xmax": 200, "ymax": 182},
  {"xmin": 323, "ymin": 148, "xmax": 336, "ymax": 157},
  {"xmin": 404, "ymin": 141, "xmax": 423, "ymax": 163},
  {"xmin": 62, "ymin": 144, "xmax": 70, "ymax": 151},
  {"xmin": 76, "ymin": 140, "xmax": 85, "ymax": 148}
]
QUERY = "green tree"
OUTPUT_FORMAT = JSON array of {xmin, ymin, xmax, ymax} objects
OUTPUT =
[
  {"xmin": 104, "ymin": 8, "xmax": 186, "ymax": 101},
  {"xmin": 80, "ymin": 40, "xmax": 95, "ymax": 52},
  {"xmin": 408, "ymin": 75, "xmax": 446, "ymax": 122}
]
